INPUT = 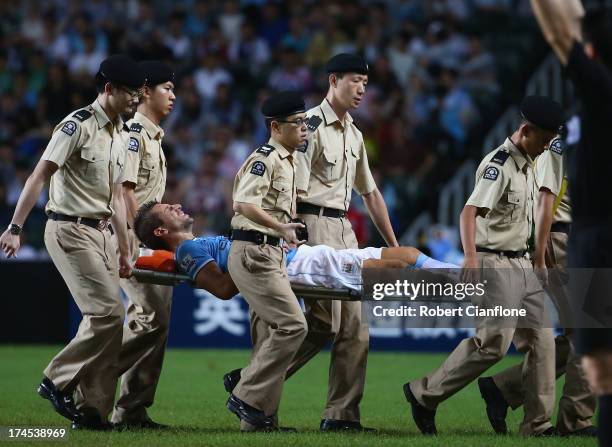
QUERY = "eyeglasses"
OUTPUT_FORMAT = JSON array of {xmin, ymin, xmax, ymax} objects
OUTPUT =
[
  {"xmin": 117, "ymin": 85, "xmax": 143, "ymax": 98},
  {"xmin": 277, "ymin": 118, "xmax": 308, "ymax": 127}
]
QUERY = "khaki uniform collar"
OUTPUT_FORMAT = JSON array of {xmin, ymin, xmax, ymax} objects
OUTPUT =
[
  {"xmin": 267, "ymin": 137, "xmax": 292, "ymax": 160},
  {"xmin": 504, "ymin": 137, "xmax": 532, "ymax": 171},
  {"xmin": 91, "ymin": 100, "xmax": 125, "ymax": 131},
  {"xmin": 135, "ymin": 111, "xmax": 164, "ymax": 140},
  {"xmin": 320, "ymin": 99, "xmax": 353, "ymax": 127}
]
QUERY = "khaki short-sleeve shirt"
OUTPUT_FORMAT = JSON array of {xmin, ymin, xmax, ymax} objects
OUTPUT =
[
  {"xmin": 466, "ymin": 138, "xmax": 537, "ymax": 251},
  {"xmin": 42, "ymin": 100, "xmax": 128, "ymax": 219},
  {"xmin": 121, "ymin": 111, "xmax": 167, "ymax": 205},
  {"xmin": 535, "ymin": 138, "xmax": 571, "ymax": 224},
  {"xmin": 231, "ymin": 138, "xmax": 296, "ymax": 238},
  {"xmin": 295, "ymin": 99, "xmax": 376, "ymax": 210}
]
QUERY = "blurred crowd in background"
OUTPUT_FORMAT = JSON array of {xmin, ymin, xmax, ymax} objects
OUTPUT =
[{"xmin": 0, "ymin": 0, "xmax": 548, "ymax": 261}]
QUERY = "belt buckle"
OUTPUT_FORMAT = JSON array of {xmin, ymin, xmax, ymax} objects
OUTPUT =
[
  {"xmin": 97, "ymin": 219, "xmax": 109, "ymax": 231},
  {"xmin": 255, "ymin": 232, "xmax": 264, "ymax": 245}
]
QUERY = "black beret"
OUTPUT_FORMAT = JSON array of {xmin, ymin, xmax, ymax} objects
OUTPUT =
[
  {"xmin": 520, "ymin": 95, "xmax": 565, "ymax": 132},
  {"xmin": 98, "ymin": 54, "xmax": 145, "ymax": 89},
  {"xmin": 326, "ymin": 53, "xmax": 369, "ymax": 75},
  {"xmin": 139, "ymin": 60, "xmax": 175, "ymax": 87},
  {"xmin": 261, "ymin": 91, "xmax": 306, "ymax": 119}
]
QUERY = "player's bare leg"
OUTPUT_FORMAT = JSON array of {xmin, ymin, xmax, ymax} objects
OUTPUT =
[{"xmin": 364, "ymin": 247, "xmax": 458, "ymax": 270}]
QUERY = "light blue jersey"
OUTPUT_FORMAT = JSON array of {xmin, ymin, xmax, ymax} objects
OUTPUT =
[{"xmin": 175, "ymin": 235, "xmax": 298, "ymax": 281}]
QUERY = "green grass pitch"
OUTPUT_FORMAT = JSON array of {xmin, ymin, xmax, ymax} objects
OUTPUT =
[{"xmin": 0, "ymin": 345, "xmax": 597, "ymax": 446}]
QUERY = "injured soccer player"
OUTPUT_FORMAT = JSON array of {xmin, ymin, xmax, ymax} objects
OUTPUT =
[{"xmin": 133, "ymin": 202, "xmax": 458, "ymax": 299}]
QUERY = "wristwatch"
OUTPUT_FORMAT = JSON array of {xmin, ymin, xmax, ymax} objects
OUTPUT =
[{"xmin": 8, "ymin": 223, "xmax": 22, "ymax": 235}]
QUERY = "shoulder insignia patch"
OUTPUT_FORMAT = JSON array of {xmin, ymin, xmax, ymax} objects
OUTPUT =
[
  {"xmin": 128, "ymin": 137, "xmax": 140, "ymax": 152},
  {"xmin": 255, "ymin": 144, "xmax": 275, "ymax": 156},
  {"xmin": 72, "ymin": 109, "xmax": 92, "ymax": 122},
  {"xmin": 549, "ymin": 138, "xmax": 564, "ymax": 155},
  {"xmin": 491, "ymin": 150, "xmax": 510, "ymax": 165},
  {"xmin": 250, "ymin": 161, "xmax": 266, "ymax": 176},
  {"xmin": 483, "ymin": 166, "xmax": 499, "ymax": 181},
  {"xmin": 297, "ymin": 139, "xmax": 309, "ymax": 153},
  {"xmin": 306, "ymin": 115, "xmax": 322, "ymax": 132},
  {"xmin": 61, "ymin": 121, "xmax": 77, "ymax": 136},
  {"xmin": 130, "ymin": 123, "xmax": 143, "ymax": 133}
]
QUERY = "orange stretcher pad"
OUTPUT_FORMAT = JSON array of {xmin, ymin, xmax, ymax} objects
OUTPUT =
[
  {"xmin": 131, "ymin": 249, "xmax": 361, "ymax": 300},
  {"xmin": 135, "ymin": 250, "xmax": 177, "ymax": 272},
  {"xmin": 132, "ymin": 250, "xmax": 194, "ymax": 286}
]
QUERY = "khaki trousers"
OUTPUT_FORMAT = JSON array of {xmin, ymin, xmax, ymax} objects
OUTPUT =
[
  {"xmin": 285, "ymin": 214, "xmax": 369, "ymax": 422},
  {"xmin": 491, "ymin": 232, "xmax": 596, "ymax": 432},
  {"xmin": 228, "ymin": 241, "xmax": 307, "ymax": 417},
  {"xmin": 410, "ymin": 253, "xmax": 556, "ymax": 435},
  {"xmin": 43, "ymin": 220, "xmax": 123, "ymax": 420},
  {"xmin": 110, "ymin": 229, "xmax": 173, "ymax": 424}
]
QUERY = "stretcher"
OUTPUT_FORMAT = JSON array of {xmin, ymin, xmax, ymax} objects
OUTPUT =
[
  {"xmin": 132, "ymin": 250, "xmax": 363, "ymax": 301},
  {"xmin": 131, "ymin": 250, "xmax": 458, "ymax": 302}
]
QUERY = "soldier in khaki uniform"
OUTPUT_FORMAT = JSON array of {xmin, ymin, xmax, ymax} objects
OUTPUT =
[
  {"xmin": 226, "ymin": 91, "xmax": 308, "ymax": 431},
  {"xmin": 404, "ymin": 96, "xmax": 563, "ymax": 437},
  {"xmin": 110, "ymin": 61, "xmax": 175, "ymax": 429},
  {"xmin": 0, "ymin": 55, "xmax": 144, "ymax": 430},
  {"xmin": 289, "ymin": 53, "xmax": 398, "ymax": 432},
  {"xmin": 480, "ymin": 133, "xmax": 597, "ymax": 436}
]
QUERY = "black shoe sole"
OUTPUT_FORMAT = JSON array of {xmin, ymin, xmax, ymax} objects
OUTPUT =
[
  {"xmin": 37, "ymin": 382, "xmax": 76, "ymax": 422},
  {"xmin": 320, "ymin": 425, "xmax": 376, "ymax": 432},
  {"xmin": 402, "ymin": 383, "xmax": 437, "ymax": 435},
  {"xmin": 113, "ymin": 422, "xmax": 168, "ymax": 431},
  {"xmin": 226, "ymin": 396, "xmax": 273, "ymax": 429},
  {"xmin": 71, "ymin": 422, "xmax": 112, "ymax": 431},
  {"xmin": 477, "ymin": 378, "xmax": 508, "ymax": 435}
]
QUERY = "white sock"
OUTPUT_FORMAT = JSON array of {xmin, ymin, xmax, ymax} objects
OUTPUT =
[{"xmin": 416, "ymin": 253, "xmax": 459, "ymax": 269}]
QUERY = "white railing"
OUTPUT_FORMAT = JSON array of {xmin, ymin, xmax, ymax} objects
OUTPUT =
[{"xmin": 401, "ymin": 52, "xmax": 573, "ymax": 246}]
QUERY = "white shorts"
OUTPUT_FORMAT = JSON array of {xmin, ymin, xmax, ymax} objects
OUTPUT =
[{"xmin": 286, "ymin": 244, "xmax": 383, "ymax": 292}]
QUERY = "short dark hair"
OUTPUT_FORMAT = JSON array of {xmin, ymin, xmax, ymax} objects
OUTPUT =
[
  {"xmin": 134, "ymin": 201, "xmax": 170, "ymax": 250},
  {"xmin": 94, "ymin": 71, "xmax": 108, "ymax": 93}
]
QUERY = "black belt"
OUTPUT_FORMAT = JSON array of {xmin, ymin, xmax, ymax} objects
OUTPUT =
[
  {"xmin": 297, "ymin": 202, "xmax": 346, "ymax": 218},
  {"xmin": 48, "ymin": 212, "xmax": 109, "ymax": 231},
  {"xmin": 476, "ymin": 246, "xmax": 526, "ymax": 258},
  {"xmin": 551, "ymin": 222, "xmax": 571, "ymax": 234},
  {"xmin": 230, "ymin": 229, "xmax": 281, "ymax": 246},
  {"xmin": 108, "ymin": 223, "xmax": 131, "ymax": 235}
]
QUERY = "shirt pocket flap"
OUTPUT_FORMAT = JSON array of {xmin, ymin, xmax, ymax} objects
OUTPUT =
[
  {"xmin": 507, "ymin": 191, "xmax": 522, "ymax": 204},
  {"xmin": 81, "ymin": 148, "xmax": 101, "ymax": 163},
  {"xmin": 350, "ymin": 145, "xmax": 360, "ymax": 160},
  {"xmin": 272, "ymin": 179, "xmax": 291, "ymax": 192},
  {"xmin": 141, "ymin": 159, "xmax": 155, "ymax": 171},
  {"xmin": 322, "ymin": 146, "xmax": 338, "ymax": 165}
]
